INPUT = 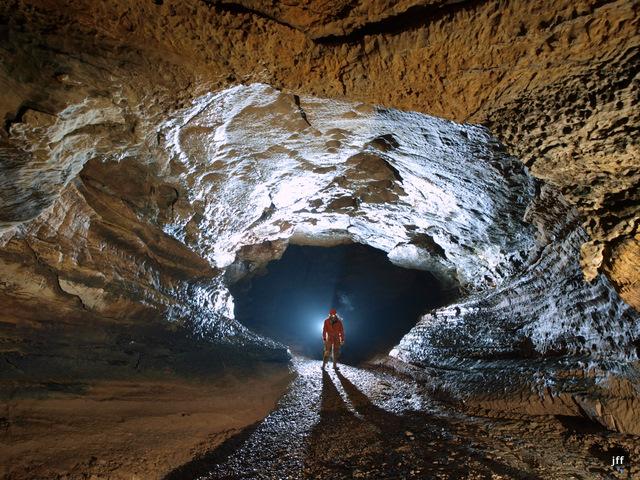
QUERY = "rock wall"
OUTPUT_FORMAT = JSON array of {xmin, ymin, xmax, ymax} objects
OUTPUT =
[
  {"xmin": 2, "ymin": 83, "xmax": 545, "ymax": 379},
  {"xmin": 1, "ymin": 82, "xmax": 636, "ymax": 431},
  {"xmin": 160, "ymin": 84, "xmax": 537, "ymax": 290},
  {"xmin": 393, "ymin": 184, "xmax": 639, "ymax": 363},
  {"xmin": 391, "ymin": 184, "xmax": 640, "ymax": 432},
  {"xmin": 2, "ymin": 0, "xmax": 637, "ymax": 307},
  {"xmin": 1, "ymin": 148, "xmax": 288, "ymax": 382}
]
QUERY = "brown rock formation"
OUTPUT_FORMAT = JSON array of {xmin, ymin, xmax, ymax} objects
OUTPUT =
[
  {"xmin": 1, "ymin": 367, "xmax": 293, "ymax": 480},
  {"xmin": 1, "ymin": 0, "xmax": 637, "ymax": 307},
  {"xmin": 0, "ymin": 2, "xmax": 638, "ymax": 475}
]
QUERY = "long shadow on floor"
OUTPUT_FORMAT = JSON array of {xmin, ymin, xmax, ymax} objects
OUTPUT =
[
  {"xmin": 163, "ymin": 421, "xmax": 261, "ymax": 480},
  {"xmin": 163, "ymin": 365, "xmax": 541, "ymax": 480},
  {"xmin": 303, "ymin": 368, "xmax": 540, "ymax": 480}
]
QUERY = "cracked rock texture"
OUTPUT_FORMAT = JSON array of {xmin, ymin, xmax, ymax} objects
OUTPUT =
[
  {"xmin": 0, "ymin": 0, "xmax": 638, "ymax": 442},
  {"xmin": 1, "ymin": 0, "xmax": 637, "ymax": 307},
  {"xmin": 391, "ymin": 184, "xmax": 640, "ymax": 433}
]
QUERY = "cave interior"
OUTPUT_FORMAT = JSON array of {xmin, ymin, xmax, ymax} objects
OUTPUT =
[
  {"xmin": 229, "ymin": 243, "xmax": 455, "ymax": 364},
  {"xmin": 1, "ymin": 0, "xmax": 639, "ymax": 478}
]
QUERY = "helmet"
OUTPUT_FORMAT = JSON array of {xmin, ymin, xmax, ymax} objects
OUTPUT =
[{"xmin": 329, "ymin": 308, "xmax": 337, "ymax": 315}]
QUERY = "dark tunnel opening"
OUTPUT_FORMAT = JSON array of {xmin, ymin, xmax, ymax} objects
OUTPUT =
[{"xmin": 229, "ymin": 244, "xmax": 458, "ymax": 365}]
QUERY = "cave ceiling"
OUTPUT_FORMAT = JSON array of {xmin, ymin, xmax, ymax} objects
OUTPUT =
[{"xmin": 1, "ymin": 0, "xmax": 637, "ymax": 309}]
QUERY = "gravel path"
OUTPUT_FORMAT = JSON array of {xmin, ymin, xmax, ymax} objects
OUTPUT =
[{"xmin": 165, "ymin": 357, "xmax": 638, "ymax": 480}]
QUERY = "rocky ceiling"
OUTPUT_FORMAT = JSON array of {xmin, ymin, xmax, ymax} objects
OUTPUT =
[
  {"xmin": 1, "ymin": 0, "xmax": 637, "ymax": 306},
  {"xmin": 0, "ymin": 0, "xmax": 638, "ymax": 433}
]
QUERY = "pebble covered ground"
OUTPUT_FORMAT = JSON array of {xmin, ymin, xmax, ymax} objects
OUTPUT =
[{"xmin": 165, "ymin": 358, "xmax": 639, "ymax": 480}]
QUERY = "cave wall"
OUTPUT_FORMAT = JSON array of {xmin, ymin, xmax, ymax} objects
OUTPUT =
[
  {"xmin": 1, "ymin": 0, "xmax": 637, "ymax": 308},
  {"xmin": 0, "ymin": 165, "xmax": 288, "ymax": 382},
  {"xmin": 391, "ymin": 183, "xmax": 639, "ymax": 432},
  {"xmin": 0, "ymin": 89, "xmax": 291, "ymax": 381},
  {"xmin": 162, "ymin": 84, "xmax": 638, "ymax": 367},
  {"xmin": 160, "ymin": 84, "xmax": 537, "ymax": 289},
  {"xmin": 394, "ymin": 184, "xmax": 639, "ymax": 363},
  {"xmin": 3, "ymin": 82, "xmax": 546, "ymax": 378}
]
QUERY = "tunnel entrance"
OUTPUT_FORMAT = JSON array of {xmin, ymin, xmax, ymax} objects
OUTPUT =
[{"xmin": 228, "ymin": 244, "xmax": 456, "ymax": 365}]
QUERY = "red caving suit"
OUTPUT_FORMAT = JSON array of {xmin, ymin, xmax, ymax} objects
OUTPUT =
[{"xmin": 322, "ymin": 315, "xmax": 345, "ymax": 366}]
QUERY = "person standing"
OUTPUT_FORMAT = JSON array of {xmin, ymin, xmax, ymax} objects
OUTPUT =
[{"xmin": 322, "ymin": 308, "xmax": 345, "ymax": 369}]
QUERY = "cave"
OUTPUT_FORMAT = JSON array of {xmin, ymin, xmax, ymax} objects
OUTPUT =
[
  {"xmin": 1, "ymin": 1, "xmax": 639, "ymax": 479},
  {"xmin": 229, "ymin": 243, "xmax": 455, "ymax": 364}
]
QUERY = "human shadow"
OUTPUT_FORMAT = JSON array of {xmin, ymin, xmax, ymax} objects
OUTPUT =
[
  {"xmin": 303, "ymin": 368, "xmax": 541, "ymax": 480},
  {"xmin": 302, "ymin": 369, "xmax": 375, "ymax": 478},
  {"xmin": 334, "ymin": 368, "xmax": 397, "ymax": 424},
  {"xmin": 319, "ymin": 368, "xmax": 352, "ymax": 416},
  {"xmin": 162, "ymin": 420, "xmax": 260, "ymax": 480}
]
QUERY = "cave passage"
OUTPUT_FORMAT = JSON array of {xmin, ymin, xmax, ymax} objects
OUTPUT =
[{"xmin": 229, "ymin": 244, "xmax": 454, "ymax": 364}]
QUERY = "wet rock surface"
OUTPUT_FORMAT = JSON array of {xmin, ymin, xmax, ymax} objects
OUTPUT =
[
  {"xmin": 166, "ymin": 358, "xmax": 640, "ymax": 480},
  {"xmin": 1, "ymin": 0, "xmax": 638, "ymax": 307},
  {"xmin": 157, "ymin": 86, "xmax": 640, "ymax": 428},
  {"xmin": 391, "ymin": 184, "xmax": 640, "ymax": 433},
  {"xmin": 0, "ymin": 83, "xmax": 543, "ymax": 381},
  {"xmin": 162, "ymin": 84, "xmax": 538, "ymax": 290}
]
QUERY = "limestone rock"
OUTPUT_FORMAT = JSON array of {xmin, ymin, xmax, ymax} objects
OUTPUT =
[{"xmin": 1, "ymin": 0, "xmax": 637, "ymax": 306}]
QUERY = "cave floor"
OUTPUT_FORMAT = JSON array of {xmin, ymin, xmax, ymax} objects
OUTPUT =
[
  {"xmin": 167, "ymin": 358, "xmax": 638, "ymax": 480},
  {"xmin": 0, "ymin": 366, "xmax": 294, "ymax": 480}
]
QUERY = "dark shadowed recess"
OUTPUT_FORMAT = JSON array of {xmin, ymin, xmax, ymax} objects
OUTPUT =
[{"xmin": 229, "ymin": 244, "xmax": 458, "ymax": 364}]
